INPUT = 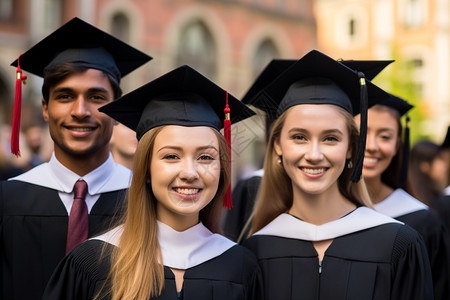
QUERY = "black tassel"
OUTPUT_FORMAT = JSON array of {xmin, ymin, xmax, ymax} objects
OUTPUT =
[
  {"xmin": 351, "ymin": 72, "xmax": 368, "ymax": 182},
  {"xmin": 399, "ymin": 114, "xmax": 410, "ymax": 187}
]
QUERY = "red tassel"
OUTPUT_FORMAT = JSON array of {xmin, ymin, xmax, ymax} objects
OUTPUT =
[
  {"xmin": 11, "ymin": 54, "xmax": 27, "ymax": 157},
  {"xmin": 223, "ymin": 91, "xmax": 232, "ymax": 209}
]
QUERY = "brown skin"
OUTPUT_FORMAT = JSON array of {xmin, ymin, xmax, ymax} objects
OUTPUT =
[{"xmin": 42, "ymin": 69, "xmax": 117, "ymax": 176}]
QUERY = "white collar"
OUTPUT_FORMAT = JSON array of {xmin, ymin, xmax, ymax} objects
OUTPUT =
[
  {"xmin": 250, "ymin": 168, "xmax": 264, "ymax": 178},
  {"xmin": 444, "ymin": 185, "xmax": 450, "ymax": 196},
  {"xmin": 374, "ymin": 188, "xmax": 428, "ymax": 218},
  {"xmin": 252, "ymin": 207, "xmax": 402, "ymax": 241},
  {"xmin": 92, "ymin": 222, "xmax": 236, "ymax": 269},
  {"xmin": 10, "ymin": 152, "xmax": 131, "ymax": 193}
]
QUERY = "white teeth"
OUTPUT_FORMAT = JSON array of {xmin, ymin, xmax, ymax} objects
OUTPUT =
[
  {"xmin": 174, "ymin": 188, "xmax": 199, "ymax": 195},
  {"xmin": 72, "ymin": 128, "xmax": 92, "ymax": 132},
  {"xmin": 364, "ymin": 157, "xmax": 378, "ymax": 164},
  {"xmin": 302, "ymin": 168, "xmax": 325, "ymax": 175}
]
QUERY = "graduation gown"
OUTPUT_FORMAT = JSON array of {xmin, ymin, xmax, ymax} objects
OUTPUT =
[
  {"xmin": 43, "ymin": 222, "xmax": 264, "ymax": 300},
  {"xmin": 430, "ymin": 194, "xmax": 450, "ymax": 234},
  {"xmin": 243, "ymin": 207, "xmax": 434, "ymax": 300},
  {"xmin": 374, "ymin": 189, "xmax": 450, "ymax": 300},
  {"xmin": 0, "ymin": 155, "xmax": 130, "ymax": 300},
  {"xmin": 0, "ymin": 181, "xmax": 127, "ymax": 300},
  {"xmin": 223, "ymin": 170, "xmax": 262, "ymax": 241}
]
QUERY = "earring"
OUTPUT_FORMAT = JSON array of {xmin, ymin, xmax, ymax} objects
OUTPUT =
[
  {"xmin": 277, "ymin": 155, "xmax": 283, "ymax": 164},
  {"xmin": 347, "ymin": 160, "xmax": 353, "ymax": 169}
]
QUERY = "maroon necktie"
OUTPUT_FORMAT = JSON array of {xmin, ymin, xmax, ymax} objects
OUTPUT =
[{"xmin": 66, "ymin": 180, "xmax": 88, "ymax": 254}]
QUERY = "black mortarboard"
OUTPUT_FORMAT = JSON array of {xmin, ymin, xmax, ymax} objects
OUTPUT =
[
  {"xmin": 340, "ymin": 60, "xmax": 394, "ymax": 81},
  {"xmin": 11, "ymin": 17, "xmax": 151, "ymax": 82},
  {"xmin": 250, "ymin": 49, "xmax": 390, "ymax": 182},
  {"xmin": 242, "ymin": 59, "xmax": 296, "ymax": 125},
  {"xmin": 99, "ymin": 65, "xmax": 255, "ymax": 209},
  {"xmin": 99, "ymin": 65, "xmax": 255, "ymax": 140},
  {"xmin": 379, "ymin": 93, "xmax": 414, "ymax": 116},
  {"xmin": 442, "ymin": 126, "xmax": 450, "ymax": 148},
  {"xmin": 378, "ymin": 93, "xmax": 414, "ymax": 187},
  {"xmin": 243, "ymin": 58, "xmax": 394, "ymax": 124},
  {"xmin": 242, "ymin": 59, "xmax": 297, "ymax": 105},
  {"xmin": 10, "ymin": 17, "xmax": 152, "ymax": 156}
]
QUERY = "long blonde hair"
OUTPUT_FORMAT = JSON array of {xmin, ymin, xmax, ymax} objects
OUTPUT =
[
  {"xmin": 97, "ymin": 126, "xmax": 230, "ymax": 300},
  {"xmin": 250, "ymin": 105, "xmax": 372, "ymax": 234}
]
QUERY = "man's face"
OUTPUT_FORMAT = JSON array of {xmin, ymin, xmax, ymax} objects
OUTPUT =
[{"xmin": 42, "ymin": 69, "xmax": 116, "ymax": 163}]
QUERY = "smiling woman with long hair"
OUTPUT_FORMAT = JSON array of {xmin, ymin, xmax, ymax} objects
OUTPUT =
[
  {"xmin": 42, "ymin": 66, "xmax": 263, "ymax": 300},
  {"xmin": 242, "ymin": 50, "xmax": 433, "ymax": 300},
  {"xmin": 356, "ymin": 94, "xmax": 450, "ymax": 300}
]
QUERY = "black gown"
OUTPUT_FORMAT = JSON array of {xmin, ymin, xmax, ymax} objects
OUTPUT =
[
  {"xmin": 43, "ymin": 239, "xmax": 264, "ymax": 300},
  {"xmin": 430, "ymin": 194, "xmax": 450, "ymax": 234},
  {"xmin": 396, "ymin": 210, "xmax": 450, "ymax": 299},
  {"xmin": 223, "ymin": 174, "xmax": 262, "ymax": 241},
  {"xmin": 373, "ymin": 188, "xmax": 450, "ymax": 300},
  {"xmin": 243, "ymin": 209, "xmax": 434, "ymax": 300},
  {"xmin": 0, "ymin": 181, "xmax": 126, "ymax": 300}
]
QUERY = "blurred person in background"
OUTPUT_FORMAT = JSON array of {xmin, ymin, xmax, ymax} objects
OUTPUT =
[
  {"xmin": 23, "ymin": 123, "xmax": 47, "ymax": 168},
  {"xmin": 0, "ymin": 124, "xmax": 26, "ymax": 179},
  {"xmin": 409, "ymin": 140, "xmax": 448, "ymax": 205},
  {"xmin": 110, "ymin": 122, "xmax": 138, "ymax": 170},
  {"xmin": 430, "ymin": 126, "xmax": 450, "ymax": 234}
]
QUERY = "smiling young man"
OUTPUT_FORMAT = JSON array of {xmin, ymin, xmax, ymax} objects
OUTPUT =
[{"xmin": 0, "ymin": 18, "xmax": 151, "ymax": 300}]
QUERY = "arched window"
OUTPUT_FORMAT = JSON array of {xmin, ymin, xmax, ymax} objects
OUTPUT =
[
  {"xmin": 176, "ymin": 20, "xmax": 217, "ymax": 79},
  {"xmin": 335, "ymin": 8, "xmax": 368, "ymax": 48},
  {"xmin": 404, "ymin": 0, "xmax": 424, "ymax": 28},
  {"xmin": 252, "ymin": 39, "xmax": 280, "ymax": 78},
  {"xmin": 407, "ymin": 57, "xmax": 424, "ymax": 96},
  {"xmin": 349, "ymin": 18, "xmax": 356, "ymax": 38},
  {"xmin": 111, "ymin": 13, "xmax": 130, "ymax": 43}
]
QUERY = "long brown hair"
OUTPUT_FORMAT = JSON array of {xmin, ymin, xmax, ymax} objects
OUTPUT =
[
  {"xmin": 97, "ymin": 126, "xmax": 230, "ymax": 300},
  {"xmin": 250, "ymin": 105, "xmax": 372, "ymax": 234}
]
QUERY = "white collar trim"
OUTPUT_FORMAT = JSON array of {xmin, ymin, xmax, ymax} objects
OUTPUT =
[
  {"xmin": 10, "ymin": 153, "xmax": 131, "ymax": 193},
  {"xmin": 92, "ymin": 222, "xmax": 236, "ymax": 269},
  {"xmin": 374, "ymin": 188, "xmax": 428, "ymax": 218},
  {"xmin": 253, "ymin": 207, "xmax": 402, "ymax": 241},
  {"xmin": 92, "ymin": 225, "xmax": 123, "ymax": 246},
  {"xmin": 250, "ymin": 168, "xmax": 264, "ymax": 178}
]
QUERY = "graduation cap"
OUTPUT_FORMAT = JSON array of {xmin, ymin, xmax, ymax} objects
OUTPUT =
[
  {"xmin": 250, "ymin": 49, "xmax": 390, "ymax": 182},
  {"xmin": 339, "ymin": 59, "xmax": 394, "ymax": 81},
  {"xmin": 243, "ymin": 58, "xmax": 393, "ymax": 124},
  {"xmin": 242, "ymin": 59, "xmax": 297, "ymax": 106},
  {"xmin": 379, "ymin": 93, "xmax": 414, "ymax": 187},
  {"xmin": 10, "ymin": 17, "xmax": 152, "ymax": 156},
  {"xmin": 99, "ymin": 65, "xmax": 256, "ymax": 209}
]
